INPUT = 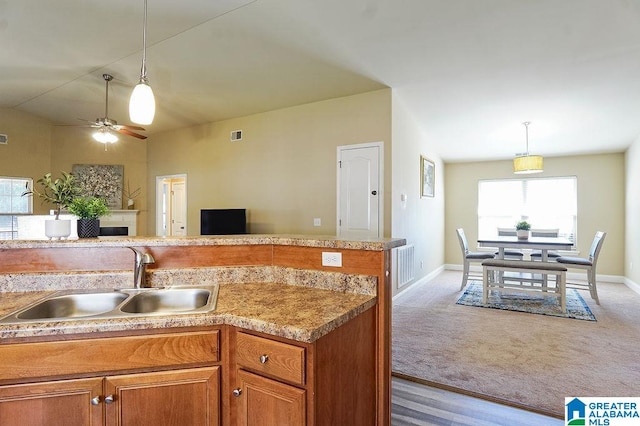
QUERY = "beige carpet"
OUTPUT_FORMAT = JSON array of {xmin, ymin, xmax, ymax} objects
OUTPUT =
[{"xmin": 392, "ymin": 270, "xmax": 640, "ymax": 418}]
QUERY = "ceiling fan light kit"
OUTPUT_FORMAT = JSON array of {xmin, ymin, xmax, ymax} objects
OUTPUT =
[
  {"xmin": 513, "ymin": 121, "xmax": 544, "ymax": 174},
  {"xmin": 129, "ymin": 0, "xmax": 155, "ymax": 125},
  {"xmin": 93, "ymin": 128, "xmax": 118, "ymax": 144}
]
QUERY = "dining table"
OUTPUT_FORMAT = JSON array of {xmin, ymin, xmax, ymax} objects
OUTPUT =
[
  {"xmin": 477, "ymin": 235, "xmax": 573, "ymax": 294},
  {"xmin": 477, "ymin": 235, "xmax": 573, "ymax": 261}
]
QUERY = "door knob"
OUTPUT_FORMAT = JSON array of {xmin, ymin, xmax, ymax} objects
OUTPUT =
[{"xmin": 371, "ymin": 190, "xmax": 377, "ymax": 195}]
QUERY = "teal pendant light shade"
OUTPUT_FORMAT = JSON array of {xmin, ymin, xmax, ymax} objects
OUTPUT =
[{"xmin": 129, "ymin": 0, "xmax": 155, "ymax": 125}]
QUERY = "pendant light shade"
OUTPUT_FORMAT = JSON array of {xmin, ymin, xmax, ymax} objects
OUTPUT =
[
  {"xmin": 129, "ymin": 79, "xmax": 155, "ymax": 125},
  {"xmin": 513, "ymin": 154, "xmax": 543, "ymax": 174},
  {"xmin": 129, "ymin": 0, "xmax": 155, "ymax": 125},
  {"xmin": 513, "ymin": 121, "xmax": 543, "ymax": 174}
]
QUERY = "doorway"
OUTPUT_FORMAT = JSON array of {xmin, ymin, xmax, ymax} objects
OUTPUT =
[
  {"xmin": 155, "ymin": 174, "xmax": 187, "ymax": 237},
  {"xmin": 336, "ymin": 142, "xmax": 383, "ymax": 239}
]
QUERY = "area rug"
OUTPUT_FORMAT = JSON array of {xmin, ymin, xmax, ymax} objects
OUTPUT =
[{"xmin": 456, "ymin": 282, "xmax": 596, "ymax": 321}]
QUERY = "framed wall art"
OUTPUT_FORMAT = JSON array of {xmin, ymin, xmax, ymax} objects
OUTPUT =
[
  {"xmin": 72, "ymin": 164, "xmax": 123, "ymax": 209},
  {"xmin": 420, "ymin": 155, "xmax": 435, "ymax": 198}
]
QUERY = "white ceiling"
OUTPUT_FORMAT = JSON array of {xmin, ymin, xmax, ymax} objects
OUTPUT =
[{"xmin": 3, "ymin": 0, "xmax": 640, "ymax": 162}]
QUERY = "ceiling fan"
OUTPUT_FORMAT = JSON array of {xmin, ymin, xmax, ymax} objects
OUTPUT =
[{"xmin": 79, "ymin": 73, "xmax": 147, "ymax": 143}]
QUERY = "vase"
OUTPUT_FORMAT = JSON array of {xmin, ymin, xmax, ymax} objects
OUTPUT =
[
  {"xmin": 44, "ymin": 219, "xmax": 71, "ymax": 240},
  {"xmin": 127, "ymin": 199, "xmax": 135, "ymax": 210},
  {"xmin": 77, "ymin": 218, "xmax": 100, "ymax": 238},
  {"xmin": 516, "ymin": 229, "xmax": 529, "ymax": 240}
]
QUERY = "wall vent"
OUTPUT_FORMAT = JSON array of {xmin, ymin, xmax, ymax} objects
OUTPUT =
[
  {"xmin": 0, "ymin": 134, "xmax": 7, "ymax": 145},
  {"xmin": 395, "ymin": 244, "xmax": 415, "ymax": 288},
  {"xmin": 230, "ymin": 130, "xmax": 242, "ymax": 142}
]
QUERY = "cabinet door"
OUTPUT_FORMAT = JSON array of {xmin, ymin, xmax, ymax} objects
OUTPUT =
[
  {"xmin": 0, "ymin": 377, "xmax": 103, "ymax": 426},
  {"xmin": 236, "ymin": 370, "xmax": 305, "ymax": 426},
  {"xmin": 105, "ymin": 367, "xmax": 220, "ymax": 426}
]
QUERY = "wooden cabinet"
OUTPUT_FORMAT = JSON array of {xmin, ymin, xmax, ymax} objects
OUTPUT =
[
  {"xmin": 236, "ymin": 370, "xmax": 305, "ymax": 426},
  {"xmin": 0, "ymin": 368, "xmax": 220, "ymax": 426},
  {"xmin": 105, "ymin": 367, "xmax": 220, "ymax": 426},
  {"xmin": 0, "ymin": 377, "xmax": 103, "ymax": 426},
  {"xmin": 0, "ymin": 330, "xmax": 222, "ymax": 426},
  {"xmin": 234, "ymin": 333, "xmax": 306, "ymax": 425},
  {"xmin": 232, "ymin": 306, "xmax": 376, "ymax": 426}
]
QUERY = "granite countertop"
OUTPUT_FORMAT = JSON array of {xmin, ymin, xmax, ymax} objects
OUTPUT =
[
  {"xmin": 0, "ymin": 282, "xmax": 376, "ymax": 343},
  {"xmin": 0, "ymin": 234, "xmax": 405, "ymax": 251}
]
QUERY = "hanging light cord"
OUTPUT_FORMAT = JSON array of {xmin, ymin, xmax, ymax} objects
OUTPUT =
[
  {"xmin": 523, "ymin": 121, "xmax": 531, "ymax": 155},
  {"xmin": 139, "ymin": 0, "xmax": 149, "ymax": 83}
]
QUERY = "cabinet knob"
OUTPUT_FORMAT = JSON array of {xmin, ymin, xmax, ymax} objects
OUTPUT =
[
  {"xmin": 104, "ymin": 395, "xmax": 115, "ymax": 404},
  {"xmin": 259, "ymin": 354, "xmax": 269, "ymax": 364},
  {"xmin": 232, "ymin": 388, "xmax": 242, "ymax": 397},
  {"xmin": 90, "ymin": 396, "xmax": 101, "ymax": 406}
]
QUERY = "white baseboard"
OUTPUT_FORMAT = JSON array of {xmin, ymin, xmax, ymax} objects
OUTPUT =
[
  {"xmin": 625, "ymin": 277, "xmax": 640, "ymax": 296},
  {"xmin": 393, "ymin": 265, "xmax": 445, "ymax": 300}
]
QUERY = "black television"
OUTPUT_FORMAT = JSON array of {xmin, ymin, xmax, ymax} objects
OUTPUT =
[{"xmin": 201, "ymin": 209, "xmax": 247, "ymax": 235}]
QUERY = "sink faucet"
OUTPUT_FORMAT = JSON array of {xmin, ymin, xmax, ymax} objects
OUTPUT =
[{"xmin": 128, "ymin": 247, "xmax": 155, "ymax": 289}]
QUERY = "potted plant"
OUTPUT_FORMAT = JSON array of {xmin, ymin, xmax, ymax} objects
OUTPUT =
[
  {"xmin": 23, "ymin": 171, "xmax": 80, "ymax": 239},
  {"xmin": 68, "ymin": 196, "xmax": 110, "ymax": 238},
  {"xmin": 515, "ymin": 220, "xmax": 531, "ymax": 239}
]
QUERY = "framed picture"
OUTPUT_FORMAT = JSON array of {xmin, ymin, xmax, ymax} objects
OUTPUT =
[
  {"xmin": 72, "ymin": 164, "xmax": 123, "ymax": 209},
  {"xmin": 420, "ymin": 156, "xmax": 435, "ymax": 198}
]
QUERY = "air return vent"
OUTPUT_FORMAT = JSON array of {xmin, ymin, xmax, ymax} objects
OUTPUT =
[
  {"xmin": 230, "ymin": 130, "xmax": 242, "ymax": 142},
  {"xmin": 0, "ymin": 134, "xmax": 7, "ymax": 145}
]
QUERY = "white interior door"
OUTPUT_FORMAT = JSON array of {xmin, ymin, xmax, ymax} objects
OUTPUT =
[
  {"xmin": 156, "ymin": 174, "xmax": 187, "ymax": 237},
  {"xmin": 171, "ymin": 181, "xmax": 186, "ymax": 236},
  {"xmin": 337, "ymin": 142, "xmax": 383, "ymax": 238}
]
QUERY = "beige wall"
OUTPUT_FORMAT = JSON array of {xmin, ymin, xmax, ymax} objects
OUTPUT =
[
  {"xmin": 0, "ymin": 108, "xmax": 52, "ymax": 206},
  {"xmin": 0, "ymin": 108, "xmax": 148, "ymax": 230},
  {"xmin": 146, "ymin": 89, "xmax": 392, "ymax": 236},
  {"xmin": 444, "ymin": 153, "xmax": 625, "ymax": 276},
  {"xmin": 50, "ymin": 126, "xmax": 148, "ymax": 232},
  {"xmin": 626, "ymin": 138, "xmax": 640, "ymax": 285},
  {"xmin": 391, "ymin": 94, "xmax": 445, "ymax": 295}
]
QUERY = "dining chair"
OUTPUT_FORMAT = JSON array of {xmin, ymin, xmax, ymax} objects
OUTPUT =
[
  {"xmin": 556, "ymin": 231, "xmax": 606, "ymax": 304},
  {"xmin": 495, "ymin": 228, "xmax": 524, "ymax": 259},
  {"xmin": 456, "ymin": 228, "xmax": 495, "ymax": 290},
  {"xmin": 529, "ymin": 228, "xmax": 561, "ymax": 261}
]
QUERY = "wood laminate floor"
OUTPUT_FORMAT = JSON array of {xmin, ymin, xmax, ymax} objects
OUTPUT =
[{"xmin": 391, "ymin": 376, "xmax": 563, "ymax": 426}]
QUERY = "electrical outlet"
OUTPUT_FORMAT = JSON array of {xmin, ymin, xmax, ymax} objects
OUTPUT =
[
  {"xmin": 322, "ymin": 252, "xmax": 342, "ymax": 267},
  {"xmin": 313, "ymin": 218, "xmax": 321, "ymax": 226}
]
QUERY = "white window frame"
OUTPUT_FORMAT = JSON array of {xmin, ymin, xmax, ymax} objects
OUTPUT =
[
  {"xmin": 478, "ymin": 176, "xmax": 577, "ymax": 246},
  {"xmin": 0, "ymin": 176, "xmax": 33, "ymax": 240}
]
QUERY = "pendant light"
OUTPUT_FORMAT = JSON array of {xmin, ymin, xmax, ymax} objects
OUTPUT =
[
  {"xmin": 129, "ymin": 0, "xmax": 155, "ymax": 125},
  {"xmin": 513, "ymin": 121, "xmax": 543, "ymax": 174}
]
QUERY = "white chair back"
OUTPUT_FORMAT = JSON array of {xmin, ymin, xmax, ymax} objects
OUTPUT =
[
  {"xmin": 456, "ymin": 228, "xmax": 469, "ymax": 255},
  {"xmin": 589, "ymin": 231, "xmax": 607, "ymax": 264}
]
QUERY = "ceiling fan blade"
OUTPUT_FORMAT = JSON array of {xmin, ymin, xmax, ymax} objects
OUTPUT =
[
  {"xmin": 117, "ymin": 127, "xmax": 147, "ymax": 140},
  {"xmin": 112, "ymin": 124, "xmax": 146, "ymax": 131},
  {"xmin": 121, "ymin": 124, "xmax": 146, "ymax": 131}
]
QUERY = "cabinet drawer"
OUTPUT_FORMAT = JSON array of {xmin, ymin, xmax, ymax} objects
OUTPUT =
[
  {"xmin": 236, "ymin": 332, "xmax": 305, "ymax": 385},
  {"xmin": 0, "ymin": 330, "xmax": 220, "ymax": 382}
]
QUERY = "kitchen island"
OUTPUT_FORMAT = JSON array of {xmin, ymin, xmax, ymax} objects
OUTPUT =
[{"xmin": 0, "ymin": 235, "xmax": 404, "ymax": 426}]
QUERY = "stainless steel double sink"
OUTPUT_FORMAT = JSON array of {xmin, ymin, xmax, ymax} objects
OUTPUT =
[{"xmin": 0, "ymin": 285, "xmax": 219, "ymax": 324}]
